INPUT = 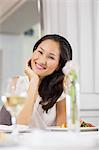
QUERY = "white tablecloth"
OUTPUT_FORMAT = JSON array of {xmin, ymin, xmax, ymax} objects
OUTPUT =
[{"xmin": 0, "ymin": 129, "xmax": 99, "ymax": 150}]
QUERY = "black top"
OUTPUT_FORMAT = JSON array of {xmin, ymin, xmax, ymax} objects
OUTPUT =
[{"xmin": 0, "ymin": 106, "xmax": 12, "ymax": 125}]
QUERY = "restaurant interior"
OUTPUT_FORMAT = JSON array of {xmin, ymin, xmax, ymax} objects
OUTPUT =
[{"xmin": 0, "ymin": 0, "xmax": 99, "ymax": 149}]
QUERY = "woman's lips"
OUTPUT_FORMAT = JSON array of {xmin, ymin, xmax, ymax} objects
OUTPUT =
[{"xmin": 35, "ymin": 62, "xmax": 46, "ymax": 70}]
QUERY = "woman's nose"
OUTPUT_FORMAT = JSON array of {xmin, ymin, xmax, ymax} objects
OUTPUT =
[{"xmin": 39, "ymin": 55, "xmax": 47, "ymax": 65}]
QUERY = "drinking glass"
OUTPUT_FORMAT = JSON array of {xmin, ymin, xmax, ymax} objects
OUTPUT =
[{"xmin": 1, "ymin": 76, "xmax": 28, "ymax": 134}]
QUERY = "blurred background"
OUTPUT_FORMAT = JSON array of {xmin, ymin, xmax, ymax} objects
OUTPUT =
[{"xmin": 0, "ymin": 0, "xmax": 99, "ymax": 126}]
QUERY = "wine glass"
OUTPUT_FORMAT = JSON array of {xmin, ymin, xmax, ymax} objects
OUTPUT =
[{"xmin": 1, "ymin": 76, "xmax": 28, "ymax": 135}]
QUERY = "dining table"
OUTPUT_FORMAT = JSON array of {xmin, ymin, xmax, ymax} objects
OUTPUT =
[{"xmin": 0, "ymin": 125, "xmax": 99, "ymax": 150}]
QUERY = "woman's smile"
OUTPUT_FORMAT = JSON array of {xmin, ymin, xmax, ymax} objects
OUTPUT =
[{"xmin": 35, "ymin": 62, "xmax": 46, "ymax": 70}]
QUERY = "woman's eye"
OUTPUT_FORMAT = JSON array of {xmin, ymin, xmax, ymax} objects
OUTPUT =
[
  {"xmin": 38, "ymin": 50, "xmax": 43, "ymax": 54},
  {"xmin": 48, "ymin": 56, "xmax": 55, "ymax": 60}
]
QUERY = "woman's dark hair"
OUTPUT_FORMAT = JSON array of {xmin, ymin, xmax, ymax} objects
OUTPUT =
[{"xmin": 33, "ymin": 34, "xmax": 72, "ymax": 112}]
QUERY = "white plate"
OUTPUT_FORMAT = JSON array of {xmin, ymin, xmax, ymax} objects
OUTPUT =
[
  {"xmin": 46, "ymin": 126, "xmax": 98, "ymax": 132},
  {"xmin": 0, "ymin": 124, "xmax": 32, "ymax": 133}
]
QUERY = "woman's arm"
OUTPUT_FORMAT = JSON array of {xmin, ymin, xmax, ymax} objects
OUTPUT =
[
  {"xmin": 17, "ymin": 79, "xmax": 39, "ymax": 125},
  {"xmin": 56, "ymin": 99, "xmax": 66, "ymax": 126},
  {"xmin": 17, "ymin": 60, "xmax": 40, "ymax": 125}
]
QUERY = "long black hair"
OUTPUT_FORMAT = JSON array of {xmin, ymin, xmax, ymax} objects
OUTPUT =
[{"xmin": 33, "ymin": 34, "xmax": 72, "ymax": 112}]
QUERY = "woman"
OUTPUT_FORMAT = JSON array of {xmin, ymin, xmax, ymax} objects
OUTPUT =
[{"xmin": 17, "ymin": 34, "xmax": 72, "ymax": 128}]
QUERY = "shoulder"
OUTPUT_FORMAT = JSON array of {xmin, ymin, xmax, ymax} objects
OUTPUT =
[{"xmin": 57, "ymin": 91, "xmax": 65, "ymax": 102}]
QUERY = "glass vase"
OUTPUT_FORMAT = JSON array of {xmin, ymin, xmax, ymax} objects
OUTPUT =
[{"xmin": 66, "ymin": 81, "xmax": 80, "ymax": 132}]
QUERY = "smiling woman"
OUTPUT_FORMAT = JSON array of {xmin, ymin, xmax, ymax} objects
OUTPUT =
[
  {"xmin": 17, "ymin": 34, "xmax": 72, "ymax": 128},
  {"xmin": 30, "ymin": 39, "xmax": 60, "ymax": 77}
]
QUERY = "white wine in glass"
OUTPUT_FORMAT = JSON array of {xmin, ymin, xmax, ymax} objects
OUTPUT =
[
  {"xmin": 1, "ymin": 76, "xmax": 28, "ymax": 133},
  {"xmin": 4, "ymin": 96, "xmax": 27, "ymax": 117}
]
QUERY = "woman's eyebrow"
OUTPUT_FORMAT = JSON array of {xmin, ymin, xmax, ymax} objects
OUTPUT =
[
  {"xmin": 39, "ymin": 47, "xmax": 57, "ymax": 57},
  {"xmin": 49, "ymin": 53, "xmax": 56, "ymax": 57},
  {"xmin": 39, "ymin": 47, "xmax": 45, "ymax": 51}
]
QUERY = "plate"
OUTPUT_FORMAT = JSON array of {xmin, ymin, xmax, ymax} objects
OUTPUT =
[
  {"xmin": 0, "ymin": 125, "xmax": 32, "ymax": 133},
  {"xmin": 46, "ymin": 126, "xmax": 99, "ymax": 132},
  {"xmin": 81, "ymin": 127, "xmax": 98, "ymax": 132}
]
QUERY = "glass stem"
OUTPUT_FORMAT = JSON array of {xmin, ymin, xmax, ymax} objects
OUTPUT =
[
  {"xmin": 12, "ymin": 116, "xmax": 16, "ymax": 125},
  {"xmin": 11, "ymin": 115, "xmax": 18, "ymax": 136}
]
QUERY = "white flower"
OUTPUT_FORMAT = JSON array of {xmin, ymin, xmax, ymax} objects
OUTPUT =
[
  {"xmin": 62, "ymin": 60, "xmax": 79, "ymax": 94},
  {"xmin": 62, "ymin": 60, "xmax": 78, "ymax": 76}
]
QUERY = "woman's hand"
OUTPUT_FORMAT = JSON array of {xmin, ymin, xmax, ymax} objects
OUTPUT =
[
  {"xmin": 24, "ymin": 59, "xmax": 39, "ymax": 83},
  {"xmin": 24, "ymin": 59, "xmax": 40, "ymax": 103}
]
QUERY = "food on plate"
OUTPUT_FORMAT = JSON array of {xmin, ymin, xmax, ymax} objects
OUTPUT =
[
  {"xmin": 60, "ymin": 120, "xmax": 95, "ymax": 128},
  {"xmin": 80, "ymin": 120, "xmax": 95, "ymax": 127}
]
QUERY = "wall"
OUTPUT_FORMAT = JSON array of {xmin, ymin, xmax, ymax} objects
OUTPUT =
[{"xmin": 0, "ymin": 23, "xmax": 40, "ymax": 97}]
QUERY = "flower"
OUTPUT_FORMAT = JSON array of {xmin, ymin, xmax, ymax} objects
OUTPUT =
[{"xmin": 62, "ymin": 60, "xmax": 78, "ymax": 94}]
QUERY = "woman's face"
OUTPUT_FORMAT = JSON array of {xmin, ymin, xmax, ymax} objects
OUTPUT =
[{"xmin": 31, "ymin": 39, "xmax": 60, "ymax": 77}]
